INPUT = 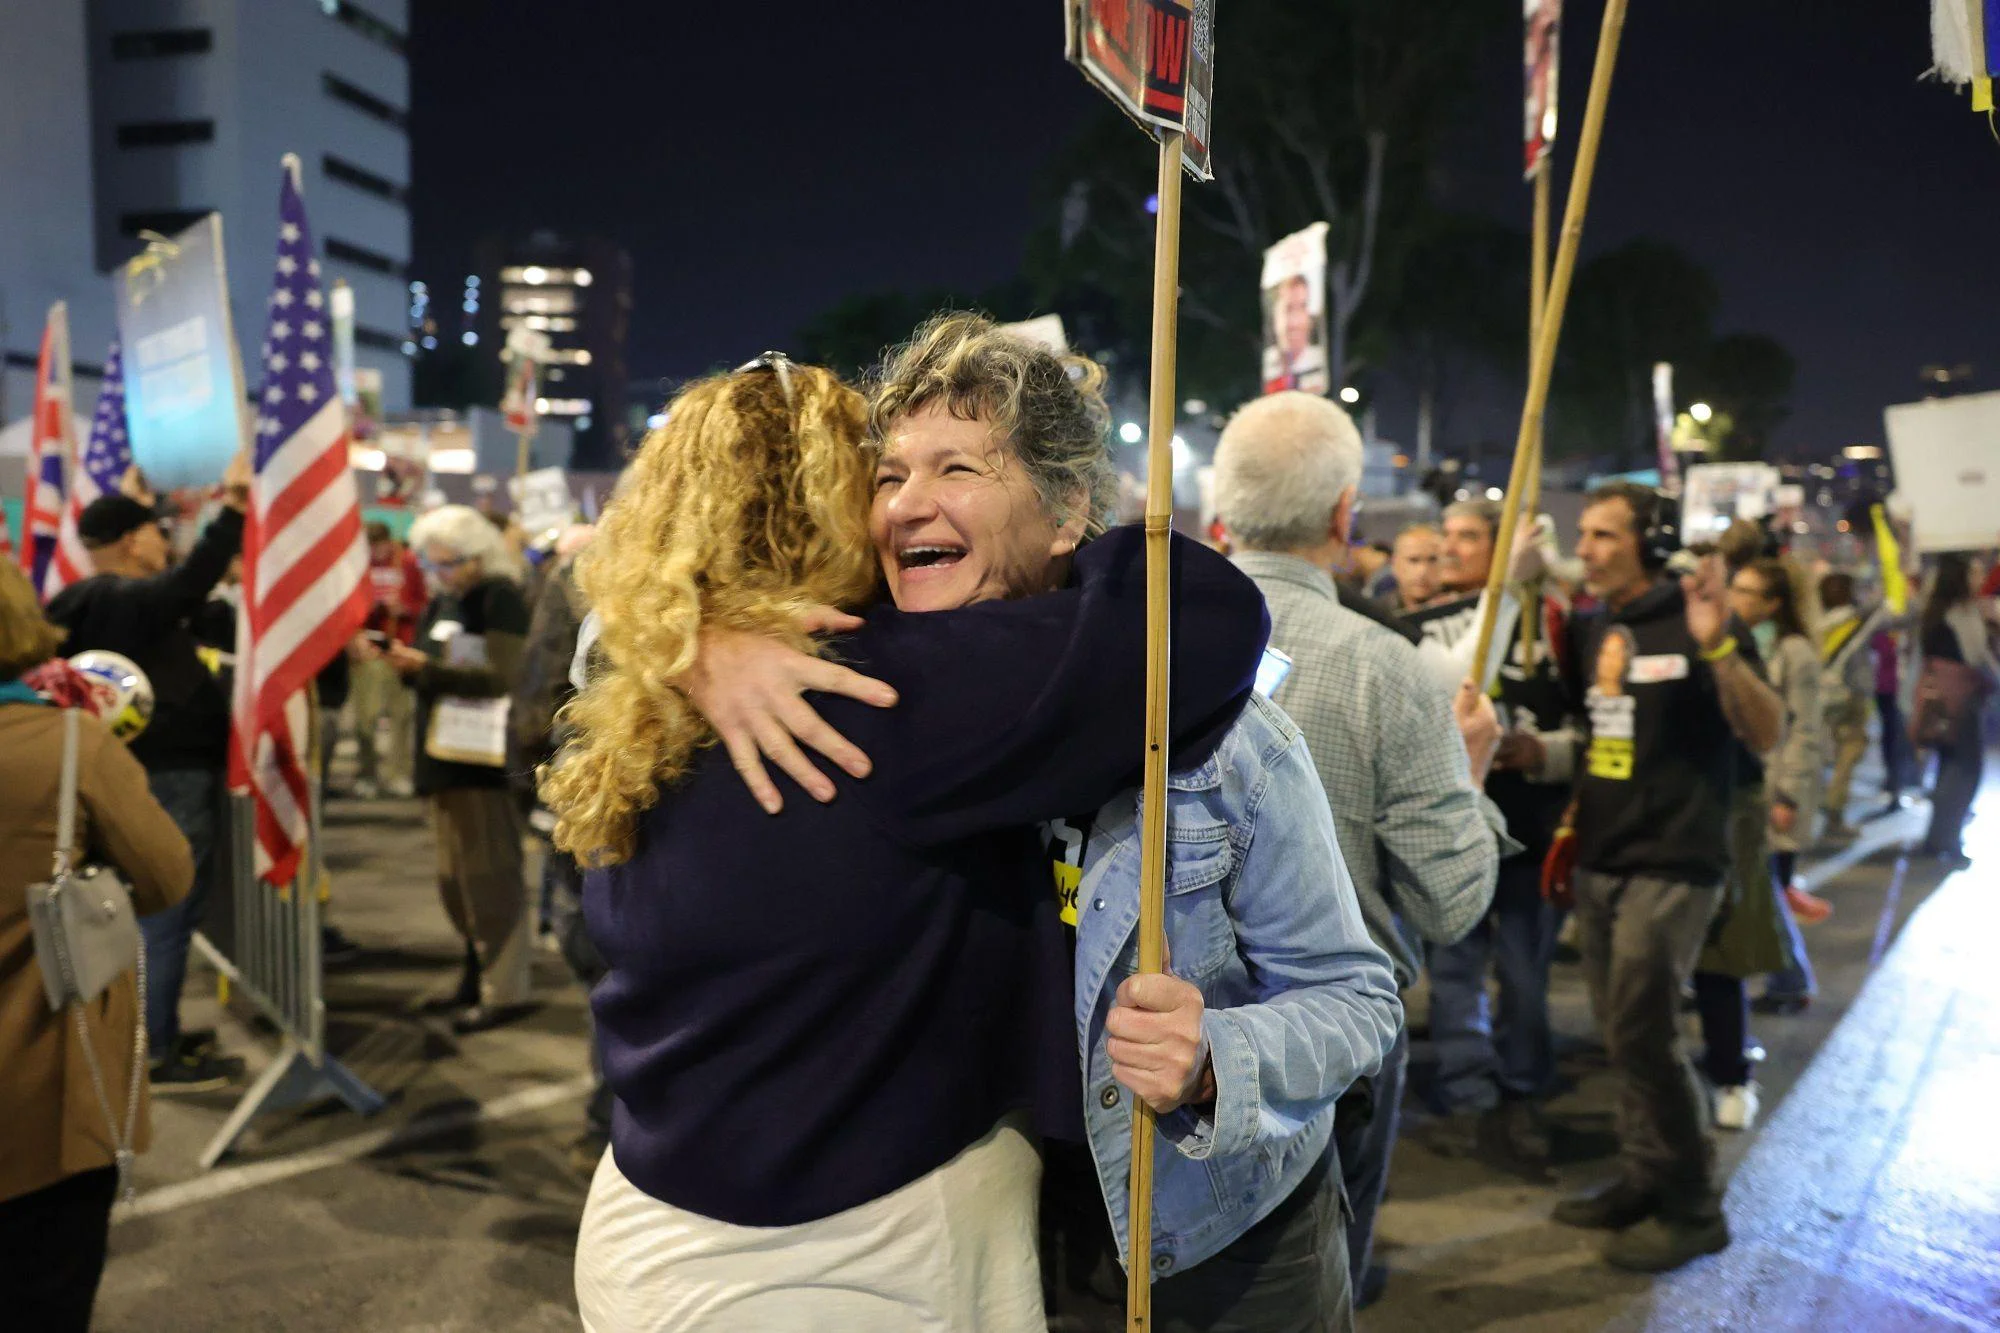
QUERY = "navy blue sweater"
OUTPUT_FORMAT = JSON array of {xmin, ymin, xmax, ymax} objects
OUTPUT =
[{"xmin": 585, "ymin": 528, "xmax": 1268, "ymax": 1226}]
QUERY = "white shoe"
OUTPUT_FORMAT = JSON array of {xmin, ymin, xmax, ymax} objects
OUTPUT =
[{"xmin": 1715, "ymin": 1083, "xmax": 1760, "ymax": 1132}]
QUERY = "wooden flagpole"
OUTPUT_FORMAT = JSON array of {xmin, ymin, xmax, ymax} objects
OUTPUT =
[
  {"xmin": 1127, "ymin": 127, "xmax": 1185, "ymax": 1333},
  {"xmin": 1518, "ymin": 163, "xmax": 1553, "ymax": 666},
  {"xmin": 1468, "ymin": 0, "xmax": 1630, "ymax": 682}
]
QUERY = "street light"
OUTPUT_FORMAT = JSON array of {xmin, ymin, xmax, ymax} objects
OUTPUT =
[
  {"xmin": 1339, "ymin": 386, "xmax": 1361, "ymax": 405},
  {"xmin": 1119, "ymin": 421, "xmax": 1143, "ymax": 444},
  {"xmin": 1689, "ymin": 401, "xmax": 1713, "ymax": 424}
]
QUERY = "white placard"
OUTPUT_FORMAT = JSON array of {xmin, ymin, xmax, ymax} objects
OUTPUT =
[
  {"xmin": 1884, "ymin": 391, "xmax": 2000, "ymax": 553},
  {"xmin": 998, "ymin": 315, "xmax": 1070, "ymax": 354},
  {"xmin": 425, "ymin": 696, "xmax": 510, "ymax": 767},
  {"xmin": 508, "ymin": 465, "xmax": 577, "ymax": 539},
  {"xmin": 1682, "ymin": 463, "xmax": 1780, "ymax": 537}
]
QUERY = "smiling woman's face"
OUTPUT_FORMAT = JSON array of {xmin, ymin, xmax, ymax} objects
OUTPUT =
[{"xmin": 870, "ymin": 402, "xmax": 1076, "ymax": 613}]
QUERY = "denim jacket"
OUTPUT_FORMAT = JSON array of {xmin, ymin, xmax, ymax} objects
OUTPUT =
[{"xmin": 1070, "ymin": 693, "xmax": 1404, "ymax": 1279}]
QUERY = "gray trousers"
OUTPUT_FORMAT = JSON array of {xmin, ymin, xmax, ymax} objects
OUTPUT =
[{"xmin": 1572, "ymin": 870, "xmax": 1724, "ymax": 1213}]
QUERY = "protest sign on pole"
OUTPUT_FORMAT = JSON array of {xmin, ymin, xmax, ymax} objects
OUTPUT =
[
  {"xmin": 1885, "ymin": 389, "xmax": 2000, "ymax": 552},
  {"xmin": 1260, "ymin": 222, "xmax": 1330, "ymax": 396},
  {"xmin": 1468, "ymin": 0, "xmax": 1631, "ymax": 687},
  {"xmin": 1525, "ymin": 0, "xmax": 1563, "ymax": 179},
  {"xmin": 508, "ymin": 465, "xmax": 579, "ymax": 542},
  {"xmin": 1931, "ymin": 0, "xmax": 1997, "ymax": 113},
  {"xmin": 114, "ymin": 214, "xmax": 251, "ymax": 491},
  {"xmin": 1065, "ymin": 3, "xmax": 1212, "ymax": 1325},
  {"xmin": 502, "ymin": 325, "xmax": 549, "ymax": 478},
  {"xmin": 1682, "ymin": 462, "xmax": 1781, "ymax": 537},
  {"xmin": 1652, "ymin": 361, "xmax": 1681, "ymax": 488},
  {"xmin": 1065, "ymin": 0, "xmax": 1215, "ymax": 180}
]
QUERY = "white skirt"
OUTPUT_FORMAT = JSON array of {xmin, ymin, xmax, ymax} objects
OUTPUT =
[{"xmin": 574, "ymin": 1114, "xmax": 1045, "ymax": 1333}]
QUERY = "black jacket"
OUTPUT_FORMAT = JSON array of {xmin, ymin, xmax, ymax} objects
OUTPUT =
[
  {"xmin": 1566, "ymin": 579, "xmax": 1740, "ymax": 885},
  {"xmin": 46, "ymin": 508, "xmax": 244, "ymax": 773}
]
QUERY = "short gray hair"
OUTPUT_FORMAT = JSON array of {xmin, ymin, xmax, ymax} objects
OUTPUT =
[
  {"xmin": 1442, "ymin": 497, "xmax": 1503, "ymax": 538},
  {"xmin": 1212, "ymin": 392, "xmax": 1363, "ymax": 551},
  {"xmin": 869, "ymin": 311, "xmax": 1118, "ymax": 537},
  {"xmin": 408, "ymin": 504, "xmax": 522, "ymax": 582}
]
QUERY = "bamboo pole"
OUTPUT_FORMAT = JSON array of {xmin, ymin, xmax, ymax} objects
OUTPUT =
[
  {"xmin": 1468, "ymin": 0, "xmax": 1630, "ymax": 682},
  {"xmin": 1127, "ymin": 128, "xmax": 1184, "ymax": 1333},
  {"xmin": 1518, "ymin": 164, "xmax": 1553, "ymax": 667}
]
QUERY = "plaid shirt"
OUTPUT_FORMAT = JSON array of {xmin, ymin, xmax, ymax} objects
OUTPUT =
[{"xmin": 1234, "ymin": 551, "xmax": 1506, "ymax": 986}]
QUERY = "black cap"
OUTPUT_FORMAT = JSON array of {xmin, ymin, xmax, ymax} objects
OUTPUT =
[{"xmin": 77, "ymin": 495, "xmax": 161, "ymax": 548}]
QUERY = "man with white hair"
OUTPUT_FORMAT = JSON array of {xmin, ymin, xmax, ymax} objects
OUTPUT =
[{"xmin": 1213, "ymin": 391, "xmax": 1512, "ymax": 1306}]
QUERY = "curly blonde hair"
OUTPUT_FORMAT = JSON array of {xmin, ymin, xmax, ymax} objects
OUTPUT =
[
  {"xmin": 868, "ymin": 312, "xmax": 1117, "ymax": 537},
  {"xmin": 540, "ymin": 363, "xmax": 878, "ymax": 867}
]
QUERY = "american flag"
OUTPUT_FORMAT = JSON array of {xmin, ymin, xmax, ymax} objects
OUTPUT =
[
  {"xmin": 45, "ymin": 340, "xmax": 135, "ymax": 597},
  {"xmin": 18, "ymin": 302, "xmax": 75, "ymax": 596},
  {"xmin": 230, "ymin": 158, "xmax": 370, "ymax": 886}
]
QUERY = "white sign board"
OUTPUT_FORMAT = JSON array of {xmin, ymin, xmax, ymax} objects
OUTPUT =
[
  {"xmin": 1884, "ymin": 390, "xmax": 2000, "ymax": 553},
  {"xmin": 1682, "ymin": 462, "xmax": 1780, "ymax": 536},
  {"xmin": 998, "ymin": 315, "xmax": 1069, "ymax": 354},
  {"xmin": 508, "ymin": 465, "xmax": 577, "ymax": 539}
]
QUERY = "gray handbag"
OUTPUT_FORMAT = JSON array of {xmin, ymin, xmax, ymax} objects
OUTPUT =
[{"xmin": 23, "ymin": 707, "xmax": 147, "ymax": 1200}]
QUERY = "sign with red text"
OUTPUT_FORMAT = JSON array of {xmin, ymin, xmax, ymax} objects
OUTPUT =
[
  {"xmin": 1065, "ymin": 0, "xmax": 1215, "ymax": 179},
  {"xmin": 1524, "ymin": 0, "xmax": 1562, "ymax": 179}
]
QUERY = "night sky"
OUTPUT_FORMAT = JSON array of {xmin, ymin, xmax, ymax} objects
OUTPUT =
[{"xmin": 409, "ymin": 1, "xmax": 2000, "ymax": 458}]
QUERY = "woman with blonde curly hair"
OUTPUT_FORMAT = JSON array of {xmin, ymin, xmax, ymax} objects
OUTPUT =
[{"xmin": 555, "ymin": 350, "xmax": 1273, "ymax": 1331}]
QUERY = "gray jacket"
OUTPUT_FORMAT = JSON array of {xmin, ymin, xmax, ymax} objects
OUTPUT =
[{"xmin": 1234, "ymin": 552, "xmax": 1507, "ymax": 986}]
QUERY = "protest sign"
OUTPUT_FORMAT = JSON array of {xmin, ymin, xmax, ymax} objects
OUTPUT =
[
  {"xmin": 1260, "ymin": 222, "xmax": 1330, "ymax": 396},
  {"xmin": 114, "ymin": 213, "xmax": 250, "ymax": 490},
  {"xmin": 1885, "ymin": 390, "xmax": 2000, "ymax": 552},
  {"xmin": 1682, "ymin": 462, "xmax": 1781, "ymax": 536},
  {"xmin": 508, "ymin": 465, "xmax": 579, "ymax": 540},
  {"xmin": 1525, "ymin": 0, "xmax": 1563, "ymax": 178},
  {"xmin": 998, "ymin": 314, "xmax": 1070, "ymax": 354},
  {"xmin": 1065, "ymin": 0, "xmax": 1214, "ymax": 179}
]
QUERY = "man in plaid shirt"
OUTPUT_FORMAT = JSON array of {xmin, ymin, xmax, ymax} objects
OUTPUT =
[{"xmin": 1212, "ymin": 392, "xmax": 1510, "ymax": 1307}]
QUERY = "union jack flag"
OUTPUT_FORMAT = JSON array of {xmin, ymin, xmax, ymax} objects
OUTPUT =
[
  {"xmin": 45, "ymin": 339, "xmax": 135, "ymax": 597},
  {"xmin": 230, "ymin": 158, "xmax": 370, "ymax": 886},
  {"xmin": 18, "ymin": 303, "xmax": 76, "ymax": 597}
]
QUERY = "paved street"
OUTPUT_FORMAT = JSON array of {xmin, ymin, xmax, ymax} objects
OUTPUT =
[{"xmin": 95, "ymin": 753, "xmax": 1997, "ymax": 1332}]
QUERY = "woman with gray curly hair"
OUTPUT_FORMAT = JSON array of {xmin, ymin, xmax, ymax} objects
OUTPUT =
[
  {"xmin": 368, "ymin": 504, "xmax": 534, "ymax": 1033},
  {"xmin": 677, "ymin": 316, "xmax": 1399, "ymax": 1330}
]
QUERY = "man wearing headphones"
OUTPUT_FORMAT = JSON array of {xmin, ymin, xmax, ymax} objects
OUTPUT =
[{"xmin": 1545, "ymin": 481, "xmax": 1783, "ymax": 1273}]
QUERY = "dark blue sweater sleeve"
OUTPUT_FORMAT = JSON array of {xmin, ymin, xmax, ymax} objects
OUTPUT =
[{"xmin": 814, "ymin": 527, "xmax": 1270, "ymax": 847}]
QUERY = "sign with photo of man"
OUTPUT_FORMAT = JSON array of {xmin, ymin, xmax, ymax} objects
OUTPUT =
[
  {"xmin": 1524, "ymin": 0, "xmax": 1563, "ymax": 179},
  {"xmin": 1260, "ymin": 221, "xmax": 1329, "ymax": 396}
]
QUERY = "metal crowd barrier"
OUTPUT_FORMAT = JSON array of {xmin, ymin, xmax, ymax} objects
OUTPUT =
[{"xmin": 192, "ymin": 774, "xmax": 383, "ymax": 1168}]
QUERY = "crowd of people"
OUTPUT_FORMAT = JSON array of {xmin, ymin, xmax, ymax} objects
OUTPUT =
[{"xmin": 2, "ymin": 311, "xmax": 1996, "ymax": 1331}]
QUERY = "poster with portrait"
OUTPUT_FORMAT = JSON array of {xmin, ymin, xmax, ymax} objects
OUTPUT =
[
  {"xmin": 113, "ymin": 213, "xmax": 251, "ymax": 490},
  {"xmin": 1682, "ymin": 462, "xmax": 1781, "ymax": 538},
  {"xmin": 1064, "ymin": 0, "xmax": 1215, "ymax": 179},
  {"xmin": 1524, "ymin": 0, "xmax": 1562, "ymax": 179},
  {"xmin": 1584, "ymin": 624, "xmax": 1637, "ymax": 781},
  {"xmin": 1260, "ymin": 222, "xmax": 1329, "ymax": 396}
]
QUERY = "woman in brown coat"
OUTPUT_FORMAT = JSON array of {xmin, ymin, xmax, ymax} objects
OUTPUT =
[{"xmin": 0, "ymin": 561, "xmax": 194, "ymax": 1331}]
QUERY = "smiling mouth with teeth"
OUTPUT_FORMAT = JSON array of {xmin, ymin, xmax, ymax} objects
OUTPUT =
[{"xmin": 898, "ymin": 545, "xmax": 967, "ymax": 570}]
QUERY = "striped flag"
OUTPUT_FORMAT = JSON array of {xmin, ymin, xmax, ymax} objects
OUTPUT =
[
  {"xmin": 45, "ymin": 340, "xmax": 135, "ymax": 597},
  {"xmin": 230, "ymin": 157, "xmax": 370, "ymax": 886},
  {"xmin": 18, "ymin": 303, "xmax": 76, "ymax": 596}
]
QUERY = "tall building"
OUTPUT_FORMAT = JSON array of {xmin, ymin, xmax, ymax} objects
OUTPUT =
[
  {"xmin": 471, "ymin": 232, "xmax": 633, "ymax": 471},
  {"xmin": 1, "ymin": 0, "xmax": 413, "ymax": 427}
]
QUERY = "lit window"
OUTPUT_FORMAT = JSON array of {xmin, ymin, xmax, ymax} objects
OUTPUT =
[
  {"xmin": 573, "ymin": 268, "xmax": 593, "ymax": 287},
  {"xmin": 521, "ymin": 265, "xmax": 548, "ymax": 284}
]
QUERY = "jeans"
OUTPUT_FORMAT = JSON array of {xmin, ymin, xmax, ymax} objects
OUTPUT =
[
  {"xmin": 546, "ymin": 843, "xmax": 611, "ymax": 1135},
  {"xmin": 0, "ymin": 1166, "xmax": 118, "ymax": 1333},
  {"xmin": 1693, "ymin": 971, "xmax": 1750, "ymax": 1087},
  {"xmin": 1924, "ymin": 711, "xmax": 1985, "ymax": 858},
  {"xmin": 1764, "ymin": 850, "xmax": 1816, "ymax": 1001},
  {"xmin": 1572, "ymin": 870, "xmax": 1723, "ymax": 1210},
  {"xmin": 1333, "ymin": 1023, "xmax": 1408, "ymax": 1287},
  {"xmin": 1041, "ymin": 1139, "xmax": 1353, "ymax": 1332},
  {"xmin": 140, "ymin": 768, "xmax": 221, "ymax": 1051},
  {"xmin": 1428, "ymin": 857, "xmax": 1560, "ymax": 1113},
  {"xmin": 1875, "ymin": 692, "xmax": 1909, "ymax": 794}
]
